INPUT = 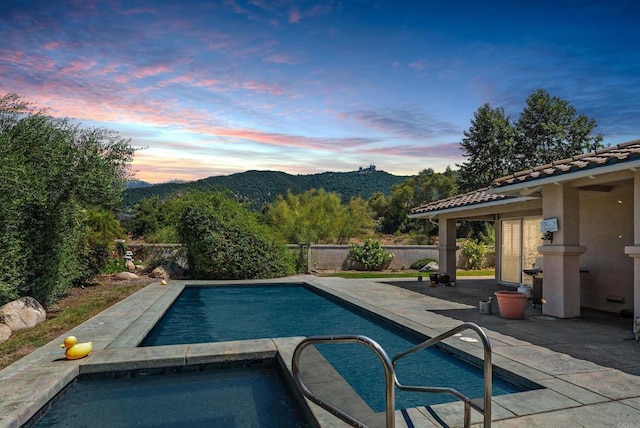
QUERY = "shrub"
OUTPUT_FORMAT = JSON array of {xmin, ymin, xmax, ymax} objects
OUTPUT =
[
  {"xmin": 145, "ymin": 225, "xmax": 181, "ymax": 244},
  {"xmin": 177, "ymin": 192, "xmax": 295, "ymax": 279},
  {"xmin": 348, "ymin": 239, "xmax": 394, "ymax": 271},
  {"xmin": 83, "ymin": 208, "xmax": 127, "ymax": 276},
  {"xmin": 460, "ymin": 239, "xmax": 487, "ymax": 270},
  {"xmin": 102, "ymin": 258, "xmax": 127, "ymax": 274},
  {"xmin": 0, "ymin": 94, "xmax": 135, "ymax": 307}
]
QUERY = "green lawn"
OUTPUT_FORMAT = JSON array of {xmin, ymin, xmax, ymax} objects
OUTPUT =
[{"xmin": 320, "ymin": 269, "xmax": 495, "ymax": 279}]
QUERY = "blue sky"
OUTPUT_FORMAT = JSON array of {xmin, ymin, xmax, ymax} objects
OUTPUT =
[{"xmin": 2, "ymin": 0, "xmax": 639, "ymax": 183}]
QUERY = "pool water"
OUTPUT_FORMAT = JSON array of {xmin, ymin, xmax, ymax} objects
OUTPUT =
[
  {"xmin": 141, "ymin": 285, "xmax": 528, "ymax": 412},
  {"xmin": 32, "ymin": 364, "xmax": 307, "ymax": 428}
]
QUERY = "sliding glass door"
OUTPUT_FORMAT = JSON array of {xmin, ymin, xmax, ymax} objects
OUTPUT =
[{"xmin": 500, "ymin": 217, "xmax": 542, "ymax": 284}]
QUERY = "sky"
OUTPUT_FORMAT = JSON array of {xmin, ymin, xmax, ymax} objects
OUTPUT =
[{"xmin": 2, "ymin": 0, "xmax": 640, "ymax": 183}]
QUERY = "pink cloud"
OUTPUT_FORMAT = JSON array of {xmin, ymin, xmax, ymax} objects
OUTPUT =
[
  {"xmin": 204, "ymin": 127, "xmax": 376, "ymax": 151},
  {"xmin": 132, "ymin": 64, "xmax": 172, "ymax": 79},
  {"xmin": 59, "ymin": 60, "xmax": 97, "ymax": 75},
  {"xmin": 43, "ymin": 41, "xmax": 64, "ymax": 51},
  {"xmin": 359, "ymin": 142, "xmax": 463, "ymax": 159},
  {"xmin": 132, "ymin": 153, "xmax": 225, "ymax": 183},
  {"xmin": 235, "ymin": 79, "xmax": 284, "ymax": 95},
  {"xmin": 161, "ymin": 75, "xmax": 222, "ymax": 88},
  {"xmin": 288, "ymin": 8, "xmax": 301, "ymax": 23},
  {"xmin": 1, "ymin": 48, "xmax": 57, "ymax": 73},
  {"xmin": 264, "ymin": 54, "xmax": 295, "ymax": 64}
]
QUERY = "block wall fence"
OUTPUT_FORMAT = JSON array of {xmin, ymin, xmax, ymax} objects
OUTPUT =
[{"xmin": 125, "ymin": 243, "xmax": 489, "ymax": 273}]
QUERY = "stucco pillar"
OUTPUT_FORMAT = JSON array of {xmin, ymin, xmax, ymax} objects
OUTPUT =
[
  {"xmin": 538, "ymin": 183, "xmax": 586, "ymax": 318},
  {"xmin": 624, "ymin": 171, "xmax": 640, "ymax": 332},
  {"xmin": 438, "ymin": 216, "xmax": 458, "ymax": 279}
]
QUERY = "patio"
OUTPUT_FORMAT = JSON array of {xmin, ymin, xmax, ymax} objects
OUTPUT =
[
  {"xmin": 3, "ymin": 275, "xmax": 640, "ymax": 427},
  {"xmin": 386, "ymin": 277, "xmax": 640, "ymax": 377}
]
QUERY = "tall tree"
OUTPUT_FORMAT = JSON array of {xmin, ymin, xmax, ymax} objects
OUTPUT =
[
  {"xmin": 370, "ymin": 168, "xmax": 457, "ymax": 236},
  {"xmin": 265, "ymin": 189, "xmax": 373, "ymax": 244},
  {"xmin": 456, "ymin": 104, "xmax": 515, "ymax": 193},
  {"xmin": 457, "ymin": 90, "xmax": 605, "ymax": 192},
  {"xmin": 0, "ymin": 93, "xmax": 136, "ymax": 306},
  {"xmin": 513, "ymin": 89, "xmax": 604, "ymax": 170}
]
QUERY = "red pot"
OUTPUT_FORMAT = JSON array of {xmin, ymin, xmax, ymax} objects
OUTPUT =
[{"xmin": 494, "ymin": 291, "xmax": 528, "ymax": 319}]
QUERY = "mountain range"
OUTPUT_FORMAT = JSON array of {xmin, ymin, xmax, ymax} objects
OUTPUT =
[{"xmin": 123, "ymin": 166, "xmax": 411, "ymax": 209}]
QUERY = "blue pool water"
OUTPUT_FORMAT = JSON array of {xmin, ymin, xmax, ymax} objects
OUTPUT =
[
  {"xmin": 141, "ymin": 285, "xmax": 528, "ymax": 412},
  {"xmin": 32, "ymin": 364, "xmax": 307, "ymax": 427}
]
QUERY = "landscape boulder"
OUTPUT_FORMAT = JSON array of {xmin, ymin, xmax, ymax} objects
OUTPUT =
[
  {"xmin": 125, "ymin": 259, "xmax": 136, "ymax": 272},
  {"xmin": 150, "ymin": 266, "xmax": 170, "ymax": 281},
  {"xmin": 0, "ymin": 323, "xmax": 12, "ymax": 343},
  {"xmin": 115, "ymin": 272, "xmax": 140, "ymax": 281},
  {"xmin": 0, "ymin": 296, "xmax": 46, "ymax": 331}
]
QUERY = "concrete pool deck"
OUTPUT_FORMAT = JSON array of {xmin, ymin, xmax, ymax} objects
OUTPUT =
[{"xmin": 1, "ymin": 275, "xmax": 639, "ymax": 427}]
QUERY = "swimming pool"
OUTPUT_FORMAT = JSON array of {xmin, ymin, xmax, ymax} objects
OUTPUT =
[
  {"xmin": 30, "ymin": 361, "xmax": 309, "ymax": 427},
  {"xmin": 141, "ymin": 284, "xmax": 529, "ymax": 412}
]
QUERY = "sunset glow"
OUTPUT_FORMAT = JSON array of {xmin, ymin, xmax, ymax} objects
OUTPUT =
[{"xmin": 2, "ymin": 1, "xmax": 639, "ymax": 183}]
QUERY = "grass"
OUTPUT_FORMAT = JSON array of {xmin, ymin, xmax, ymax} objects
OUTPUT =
[
  {"xmin": 0, "ymin": 278, "xmax": 150, "ymax": 370},
  {"xmin": 320, "ymin": 269, "xmax": 495, "ymax": 279}
]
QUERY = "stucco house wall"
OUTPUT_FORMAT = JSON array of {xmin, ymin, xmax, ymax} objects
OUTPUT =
[{"xmin": 580, "ymin": 181, "xmax": 634, "ymax": 312}]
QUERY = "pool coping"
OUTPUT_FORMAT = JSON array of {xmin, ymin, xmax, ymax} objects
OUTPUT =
[{"xmin": 1, "ymin": 275, "xmax": 640, "ymax": 427}]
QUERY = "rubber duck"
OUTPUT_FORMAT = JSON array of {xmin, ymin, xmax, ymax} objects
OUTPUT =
[{"xmin": 60, "ymin": 336, "xmax": 92, "ymax": 360}]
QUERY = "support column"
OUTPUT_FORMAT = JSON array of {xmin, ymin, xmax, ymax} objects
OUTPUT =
[
  {"xmin": 624, "ymin": 171, "xmax": 640, "ymax": 332},
  {"xmin": 438, "ymin": 216, "xmax": 458, "ymax": 280},
  {"xmin": 538, "ymin": 184, "xmax": 585, "ymax": 318}
]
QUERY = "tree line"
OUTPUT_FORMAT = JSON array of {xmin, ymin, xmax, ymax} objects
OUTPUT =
[
  {"xmin": 0, "ymin": 89, "xmax": 602, "ymax": 306},
  {"xmin": 122, "ymin": 168, "xmax": 409, "ymax": 210}
]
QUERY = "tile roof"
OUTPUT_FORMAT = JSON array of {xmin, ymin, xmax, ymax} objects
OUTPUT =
[
  {"xmin": 411, "ymin": 139, "xmax": 640, "ymax": 217},
  {"xmin": 410, "ymin": 188, "xmax": 517, "ymax": 216},
  {"xmin": 492, "ymin": 139, "xmax": 640, "ymax": 189}
]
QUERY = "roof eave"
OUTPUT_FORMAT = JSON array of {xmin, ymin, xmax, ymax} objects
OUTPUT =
[
  {"xmin": 408, "ymin": 195, "xmax": 537, "ymax": 219},
  {"xmin": 488, "ymin": 159, "xmax": 640, "ymax": 195}
]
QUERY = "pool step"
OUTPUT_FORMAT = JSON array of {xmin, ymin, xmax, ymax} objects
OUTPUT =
[
  {"xmin": 292, "ymin": 322, "xmax": 493, "ymax": 428},
  {"xmin": 399, "ymin": 407, "xmax": 449, "ymax": 427},
  {"xmin": 398, "ymin": 401, "xmax": 486, "ymax": 428}
]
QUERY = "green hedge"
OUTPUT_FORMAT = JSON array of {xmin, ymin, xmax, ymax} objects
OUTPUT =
[{"xmin": 177, "ymin": 192, "xmax": 295, "ymax": 279}]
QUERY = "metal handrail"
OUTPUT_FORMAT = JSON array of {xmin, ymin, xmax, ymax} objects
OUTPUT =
[
  {"xmin": 291, "ymin": 322, "xmax": 492, "ymax": 428},
  {"xmin": 392, "ymin": 322, "xmax": 492, "ymax": 428},
  {"xmin": 292, "ymin": 335, "xmax": 396, "ymax": 428}
]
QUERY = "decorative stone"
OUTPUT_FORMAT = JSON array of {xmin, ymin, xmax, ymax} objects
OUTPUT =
[
  {"xmin": 0, "ymin": 297, "xmax": 46, "ymax": 331},
  {"xmin": 150, "ymin": 266, "xmax": 170, "ymax": 280},
  {"xmin": 125, "ymin": 259, "xmax": 136, "ymax": 272},
  {"xmin": 0, "ymin": 323, "xmax": 12, "ymax": 343},
  {"xmin": 115, "ymin": 272, "xmax": 139, "ymax": 280}
]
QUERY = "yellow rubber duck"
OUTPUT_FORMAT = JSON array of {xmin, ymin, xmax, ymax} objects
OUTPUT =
[{"xmin": 60, "ymin": 336, "xmax": 92, "ymax": 360}]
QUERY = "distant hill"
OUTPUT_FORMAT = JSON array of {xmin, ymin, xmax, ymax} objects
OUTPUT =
[
  {"xmin": 126, "ymin": 179, "xmax": 153, "ymax": 189},
  {"xmin": 122, "ymin": 167, "xmax": 411, "ymax": 209}
]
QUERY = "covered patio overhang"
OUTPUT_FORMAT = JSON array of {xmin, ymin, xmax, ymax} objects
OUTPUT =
[{"xmin": 410, "ymin": 142, "xmax": 640, "ymax": 325}]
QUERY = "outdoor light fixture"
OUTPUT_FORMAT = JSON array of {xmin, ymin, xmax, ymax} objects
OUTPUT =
[{"xmin": 540, "ymin": 218, "xmax": 558, "ymax": 243}]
